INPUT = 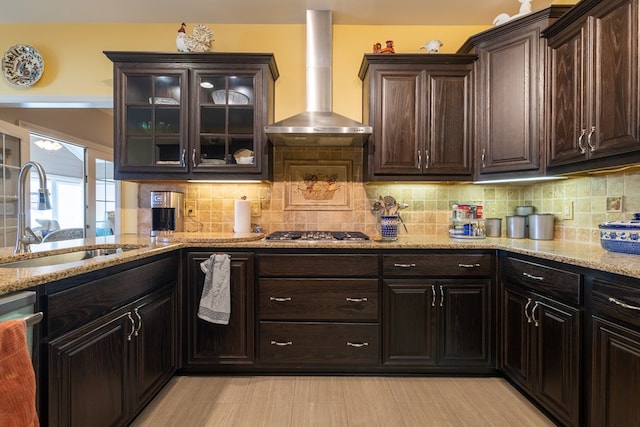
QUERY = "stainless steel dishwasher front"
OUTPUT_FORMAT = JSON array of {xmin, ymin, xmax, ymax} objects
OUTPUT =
[{"xmin": 0, "ymin": 291, "xmax": 43, "ymax": 355}]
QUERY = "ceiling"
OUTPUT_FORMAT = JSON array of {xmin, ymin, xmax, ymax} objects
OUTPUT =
[{"xmin": 3, "ymin": 0, "xmax": 565, "ymax": 25}]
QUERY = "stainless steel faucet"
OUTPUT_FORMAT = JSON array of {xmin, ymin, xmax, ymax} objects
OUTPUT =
[{"xmin": 15, "ymin": 161, "xmax": 52, "ymax": 254}]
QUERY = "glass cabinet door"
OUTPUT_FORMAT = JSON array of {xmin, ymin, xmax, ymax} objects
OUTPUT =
[
  {"xmin": 193, "ymin": 71, "xmax": 257, "ymax": 171},
  {"xmin": 120, "ymin": 70, "xmax": 188, "ymax": 171}
]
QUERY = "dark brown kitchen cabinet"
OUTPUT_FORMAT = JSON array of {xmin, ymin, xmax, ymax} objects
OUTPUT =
[
  {"xmin": 590, "ymin": 276, "xmax": 640, "ymax": 426},
  {"xmin": 257, "ymin": 253, "xmax": 380, "ymax": 368},
  {"xmin": 43, "ymin": 253, "xmax": 179, "ymax": 427},
  {"xmin": 358, "ymin": 54, "xmax": 476, "ymax": 181},
  {"xmin": 384, "ymin": 279, "xmax": 492, "ymax": 370},
  {"xmin": 104, "ymin": 51, "xmax": 278, "ymax": 181},
  {"xmin": 500, "ymin": 255, "xmax": 582, "ymax": 427},
  {"xmin": 183, "ymin": 251, "xmax": 255, "ymax": 371},
  {"xmin": 544, "ymin": 0, "xmax": 640, "ymax": 173},
  {"xmin": 458, "ymin": 6, "xmax": 570, "ymax": 180},
  {"xmin": 47, "ymin": 284, "xmax": 176, "ymax": 427},
  {"xmin": 382, "ymin": 252, "xmax": 494, "ymax": 372}
]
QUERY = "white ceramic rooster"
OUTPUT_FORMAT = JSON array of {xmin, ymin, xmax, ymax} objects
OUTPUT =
[
  {"xmin": 493, "ymin": 0, "xmax": 533, "ymax": 26},
  {"xmin": 176, "ymin": 23, "xmax": 214, "ymax": 52}
]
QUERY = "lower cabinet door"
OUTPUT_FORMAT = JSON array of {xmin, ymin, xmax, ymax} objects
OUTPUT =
[
  {"xmin": 438, "ymin": 280, "xmax": 492, "ymax": 367},
  {"xmin": 592, "ymin": 317, "xmax": 640, "ymax": 427},
  {"xmin": 502, "ymin": 286, "xmax": 532, "ymax": 391},
  {"xmin": 132, "ymin": 285, "xmax": 177, "ymax": 409},
  {"xmin": 533, "ymin": 296, "xmax": 581, "ymax": 427},
  {"xmin": 259, "ymin": 322, "xmax": 380, "ymax": 365},
  {"xmin": 383, "ymin": 280, "xmax": 437, "ymax": 366},
  {"xmin": 48, "ymin": 310, "xmax": 133, "ymax": 427},
  {"xmin": 185, "ymin": 252, "xmax": 255, "ymax": 368}
]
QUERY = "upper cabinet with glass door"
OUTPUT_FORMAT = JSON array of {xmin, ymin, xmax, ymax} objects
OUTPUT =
[{"xmin": 105, "ymin": 52, "xmax": 279, "ymax": 181}]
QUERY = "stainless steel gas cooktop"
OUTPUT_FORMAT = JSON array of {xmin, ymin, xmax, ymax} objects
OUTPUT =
[{"xmin": 265, "ymin": 231, "xmax": 370, "ymax": 241}]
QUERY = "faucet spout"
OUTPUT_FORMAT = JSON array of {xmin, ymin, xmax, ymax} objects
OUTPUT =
[{"xmin": 15, "ymin": 161, "xmax": 52, "ymax": 254}]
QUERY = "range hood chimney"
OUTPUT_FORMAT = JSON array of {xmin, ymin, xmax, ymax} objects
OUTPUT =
[{"xmin": 264, "ymin": 10, "xmax": 372, "ymax": 147}]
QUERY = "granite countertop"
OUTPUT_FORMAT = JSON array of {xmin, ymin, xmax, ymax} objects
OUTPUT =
[{"xmin": 0, "ymin": 232, "xmax": 638, "ymax": 296}]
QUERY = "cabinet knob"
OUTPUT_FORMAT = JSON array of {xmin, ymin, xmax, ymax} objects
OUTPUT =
[
  {"xmin": 587, "ymin": 126, "xmax": 597, "ymax": 152},
  {"xmin": 481, "ymin": 148, "xmax": 486, "ymax": 168},
  {"xmin": 269, "ymin": 297, "xmax": 292, "ymax": 302},
  {"xmin": 524, "ymin": 298, "xmax": 533, "ymax": 323},
  {"xmin": 393, "ymin": 263, "xmax": 416, "ymax": 268},
  {"xmin": 424, "ymin": 150, "xmax": 430, "ymax": 169},
  {"xmin": 133, "ymin": 307, "xmax": 142, "ymax": 336},
  {"xmin": 577, "ymin": 129, "xmax": 586, "ymax": 154},
  {"xmin": 192, "ymin": 148, "xmax": 197, "ymax": 168},
  {"xmin": 180, "ymin": 148, "xmax": 186, "ymax": 167},
  {"xmin": 522, "ymin": 272, "xmax": 544, "ymax": 281},
  {"xmin": 417, "ymin": 150, "xmax": 422, "ymax": 170},
  {"xmin": 270, "ymin": 340, "xmax": 293, "ymax": 346},
  {"xmin": 345, "ymin": 297, "xmax": 368, "ymax": 303},
  {"xmin": 126, "ymin": 312, "xmax": 136, "ymax": 341},
  {"xmin": 458, "ymin": 263, "xmax": 480, "ymax": 268},
  {"xmin": 531, "ymin": 301, "xmax": 540, "ymax": 327},
  {"xmin": 431, "ymin": 284, "xmax": 437, "ymax": 307},
  {"xmin": 608, "ymin": 296, "xmax": 640, "ymax": 311},
  {"xmin": 346, "ymin": 342, "xmax": 369, "ymax": 348}
]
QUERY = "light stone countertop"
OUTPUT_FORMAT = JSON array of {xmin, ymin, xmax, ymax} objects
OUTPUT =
[{"xmin": 0, "ymin": 232, "xmax": 638, "ymax": 297}]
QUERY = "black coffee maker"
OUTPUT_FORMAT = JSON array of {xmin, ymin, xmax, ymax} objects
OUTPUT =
[{"xmin": 151, "ymin": 191, "xmax": 184, "ymax": 232}]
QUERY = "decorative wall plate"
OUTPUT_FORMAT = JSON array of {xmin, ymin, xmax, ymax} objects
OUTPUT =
[{"xmin": 2, "ymin": 44, "xmax": 44, "ymax": 87}]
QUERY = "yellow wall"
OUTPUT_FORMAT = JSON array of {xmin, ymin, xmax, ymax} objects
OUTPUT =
[{"xmin": 0, "ymin": 23, "xmax": 488, "ymax": 123}]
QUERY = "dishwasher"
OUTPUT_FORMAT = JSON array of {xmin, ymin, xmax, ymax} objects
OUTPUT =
[{"xmin": 0, "ymin": 291, "xmax": 43, "ymax": 356}]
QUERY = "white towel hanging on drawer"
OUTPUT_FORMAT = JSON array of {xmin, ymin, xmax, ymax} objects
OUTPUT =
[{"xmin": 198, "ymin": 254, "xmax": 231, "ymax": 324}]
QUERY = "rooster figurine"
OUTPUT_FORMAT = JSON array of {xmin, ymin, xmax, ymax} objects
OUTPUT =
[{"xmin": 176, "ymin": 23, "xmax": 214, "ymax": 52}]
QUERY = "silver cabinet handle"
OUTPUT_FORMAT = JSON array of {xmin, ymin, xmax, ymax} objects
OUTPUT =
[
  {"xmin": 608, "ymin": 297, "xmax": 640, "ymax": 311},
  {"xmin": 431, "ymin": 285, "xmax": 436, "ymax": 307},
  {"xmin": 133, "ymin": 307, "xmax": 142, "ymax": 337},
  {"xmin": 424, "ymin": 150, "xmax": 430, "ymax": 169},
  {"xmin": 345, "ymin": 297, "xmax": 368, "ymax": 302},
  {"xmin": 393, "ymin": 263, "xmax": 416, "ymax": 268},
  {"xmin": 269, "ymin": 297, "xmax": 292, "ymax": 302},
  {"xmin": 531, "ymin": 301, "xmax": 540, "ymax": 327},
  {"xmin": 524, "ymin": 298, "xmax": 533, "ymax": 323},
  {"xmin": 180, "ymin": 148, "xmax": 186, "ymax": 167},
  {"xmin": 346, "ymin": 342, "xmax": 369, "ymax": 348},
  {"xmin": 458, "ymin": 263, "xmax": 480, "ymax": 268},
  {"xmin": 481, "ymin": 148, "xmax": 486, "ymax": 168},
  {"xmin": 577, "ymin": 128, "xmax": 586, "ymax": 154},
  {"xmin": 126, "ymin": 312, "xmax": 136, "ymax": 342},
  {"xmin": 417, "ymin": 150, "xmax": 422, "ymax": 170},
  {"xmin": 192, "ymin": 148, "xmax": 197, "ymax": 168},
  {"xmin": 270, "ymin": 340, "xmax": 293, "ymax": 346},
  {"xmin": 522, "ymin": 272, "xmax": 544, "ymax": 281},
  {"xmin": 587, "ymin": 126, "xmax": 597, "ymax": 152},
  {"xmin": 439, "ymin": 285, "xmax": 444, "ymax": 307}
]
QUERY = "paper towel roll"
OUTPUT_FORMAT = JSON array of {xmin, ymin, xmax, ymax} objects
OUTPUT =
[{"xmin": 234, "ymin": 199, "xmax": 251, "ymax": 233}]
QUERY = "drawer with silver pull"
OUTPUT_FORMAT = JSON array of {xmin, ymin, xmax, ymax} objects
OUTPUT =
[
  {"xmin": 592, "ymin": 277, "xmax": 640, "ymax": 328},
  {"xmin": 382, "ymin": 253, "xmax": 493, "ymax": 277},
  {"xmin": 259, "ymin": 322, "xmax": 380, "ymax": 365},
  {"xmin": 502, "ymin": 256, "xmax": 582, "ymax": 305},
  {"xmin": 259, "ymin": 279, "xmax": 379, "ymax": 321}
]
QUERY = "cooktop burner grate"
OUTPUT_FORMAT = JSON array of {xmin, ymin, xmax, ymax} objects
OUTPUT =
[{"xmin": 265, "ymin": 231, "xmax": 370, "ymax": 241}]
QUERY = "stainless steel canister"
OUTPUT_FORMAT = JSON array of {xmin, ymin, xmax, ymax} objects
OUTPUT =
[
  {"xmin": 485, "ymin": 218, "xmax": 502, "ymax": 237},
  {"xmin": 506, "ymin": 215, "xmax": 526, "ymax": 238},
  {"xmin": 528, "ymin": 214, "xmax": 555, "ymax": 240}
]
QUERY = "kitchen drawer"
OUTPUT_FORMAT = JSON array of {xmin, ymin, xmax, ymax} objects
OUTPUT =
[
  {"xmin": 501, "ymin": 257, "xmax": 581, "ymax": 305},
  {"xmin": 259, "ymin": 279, "xmax": 379, "ymax": 321},
  {"xmin": 592, "ymin": 277, "xmax": 640, "ymax": 328},
  {"xmin": 382, "ymin": 253, "xmax": 493, "ymax": 277},
  {"xmin": 258, "ymin": 254, "xmax": 379, "ymax": 277},
  {"xmin": 259, "ymin": 322, "xmax": 380, "ymax": 365}
]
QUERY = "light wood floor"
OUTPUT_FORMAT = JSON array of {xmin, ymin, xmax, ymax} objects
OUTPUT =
[{"xmin": 131, "ymin": 376, "xmax": 554, "ymax": 427}]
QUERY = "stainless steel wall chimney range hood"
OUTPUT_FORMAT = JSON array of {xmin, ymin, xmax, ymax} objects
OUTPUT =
[{"xmin": 264, "ymin": 10, "xmax": 372, "ymax": 147}]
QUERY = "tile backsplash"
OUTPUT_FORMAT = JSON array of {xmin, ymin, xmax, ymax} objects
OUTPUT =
[{"xmin": 138, "ymin": 149, "xmax": 640, "ymax": 244}]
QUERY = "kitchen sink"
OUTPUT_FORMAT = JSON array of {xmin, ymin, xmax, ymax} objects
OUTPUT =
[{"xmin": 0, "ymin": 246, "xmax": 141, "ymax": 268}]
